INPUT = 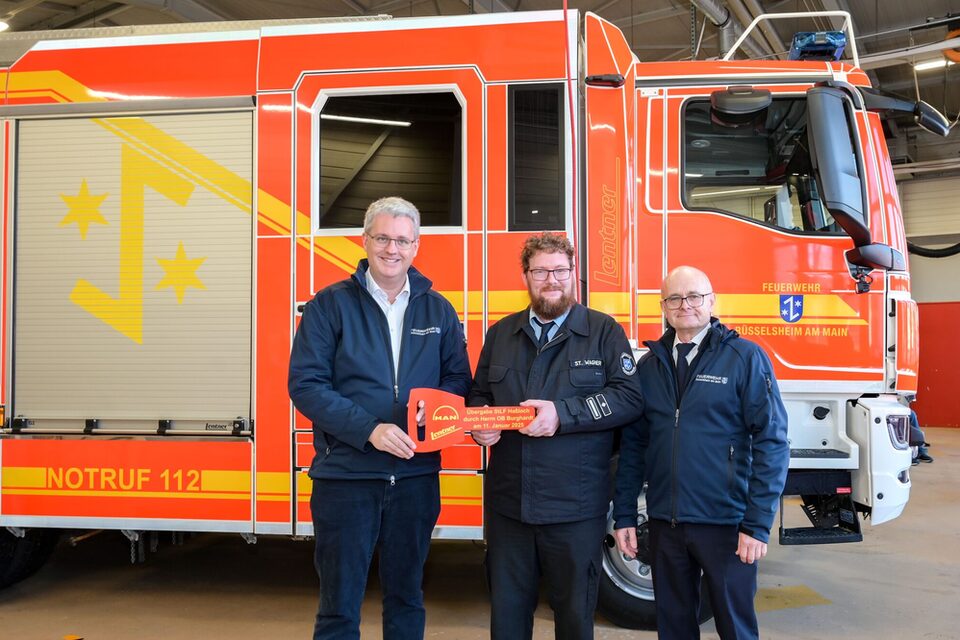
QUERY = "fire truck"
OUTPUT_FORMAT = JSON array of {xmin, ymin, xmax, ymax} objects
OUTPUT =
[{"xmin": 0, "ymin": 9, "xmax": 947, "ymax": 629}]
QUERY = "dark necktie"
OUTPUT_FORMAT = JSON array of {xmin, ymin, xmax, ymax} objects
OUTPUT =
[
  {"xmin": 676, "ymin": 342, "xmax": 696, "ymax": 393},
  {"xmin": 533, "ymin": 318, "xmax": 556, "ymax": 351}
]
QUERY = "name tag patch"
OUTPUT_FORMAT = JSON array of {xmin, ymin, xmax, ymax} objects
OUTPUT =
[{"xmin": 570, "ymin": 359, "xmax": 603, "ymax": 368}]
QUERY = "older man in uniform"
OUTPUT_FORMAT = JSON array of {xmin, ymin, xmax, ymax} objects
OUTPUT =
[
  {"xmin": 613, "ymin": 265, "xmax": 789, "ymax": 640},
  {"xmin": 469, "ymin": 232, "xmax": 643, "ymax": 640}
]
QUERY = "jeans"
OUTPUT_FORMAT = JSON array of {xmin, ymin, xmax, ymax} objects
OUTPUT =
[{"xmin": 311, "ymin": 474, "xmax": 441, "ymax": 640}]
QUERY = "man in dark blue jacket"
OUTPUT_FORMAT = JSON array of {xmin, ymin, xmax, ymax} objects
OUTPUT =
[
  {"xmin": 288, "ymin": 196, "xmax": 472, "ymax": 640},
  {"xmin": 613, "ymin": 266, "xmax": 789, "ymax": 640},
  {"xmin": 469, "ymin": 232, "xmax": 644, "ymax": 640}
]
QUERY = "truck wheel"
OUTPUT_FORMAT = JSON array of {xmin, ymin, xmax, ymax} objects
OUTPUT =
[
  {"xmin": 597, "ymin": 496, "xmax": 713, "ymax": 629},
  {"xmin": 0, "ymin": 528, "xmax": 59, "ymax": 589}
]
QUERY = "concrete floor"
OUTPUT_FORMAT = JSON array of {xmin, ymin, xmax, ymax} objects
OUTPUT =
[{"xmin": 1, "ymin": 427, "xmax": 957, "ymax": 639}]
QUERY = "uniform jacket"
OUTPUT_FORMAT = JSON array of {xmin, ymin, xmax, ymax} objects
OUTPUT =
[
  {"xmin": 469, "ymin": 303, "xmax": 644, "ymax": 525},
  {"xmin": 612, "ymin": 318, "xmax": 789, "ymax": 543},
  {"xmin": 288, "ymin": 260, "xmax": 472, "ymax": 481}
]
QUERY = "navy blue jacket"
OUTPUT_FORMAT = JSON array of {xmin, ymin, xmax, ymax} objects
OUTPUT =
[
  {"xmin": 469, "ymin": 304, "xmax": 644, "ymax": 524},
  {"xmin": 612, "ymin": 319, "xmax": 789, "ymax": 543},
  {"xmin": 288, "ymin": 260, "xmax": 472, "ymax": 480}
]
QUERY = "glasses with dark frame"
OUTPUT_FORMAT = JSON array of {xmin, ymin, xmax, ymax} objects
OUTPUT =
[
  {"xmin": 527, "ymin": 268, "xmax": 573, "ymax": 282},
  {"xmin": 661, "ymin": 293, "xmax": 712, "ymax": 310}
]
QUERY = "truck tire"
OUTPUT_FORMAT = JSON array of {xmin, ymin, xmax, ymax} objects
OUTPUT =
[
  {"xmin": 597, "ymin": 495, "xmax": 713, "ymax": 629},
  {"xmin": 0, "ymin": 528, "xmax": 59, "ymax": 589}
]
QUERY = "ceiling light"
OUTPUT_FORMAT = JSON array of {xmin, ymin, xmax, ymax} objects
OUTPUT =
[
  {"xmin": 0, "ymin": 21, "xmax": 9, "ymax": 33},
  {"xmin": 320, "ymin": 114, "xmax": 411, "ymax": 127},
  {"xmin": 914, "ymin": 58, "xmax": 955, "ymax": 71}
]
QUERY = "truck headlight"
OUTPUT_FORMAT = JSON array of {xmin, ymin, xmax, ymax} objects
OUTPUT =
[{"xmin": 886, "ymin": 414, "xmax": 910, "ymax": 450}]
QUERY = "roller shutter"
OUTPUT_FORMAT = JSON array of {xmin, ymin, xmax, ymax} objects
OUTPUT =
[
  {"xmin": 901, "ymin": 177, "xmax": 960, "ymax": 241},
  {"xmin": 13, "ymin": 111, "xmax": 252, "ymax": 433}
]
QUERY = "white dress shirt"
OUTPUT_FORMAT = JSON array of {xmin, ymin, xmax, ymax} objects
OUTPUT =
[
  {"xmin": 672, "ymin": 324, "xmax": 711, "ymax": 365},
  {"xmin": 365, "ymin": 271, "xmax": 411, "ymax": 378}
]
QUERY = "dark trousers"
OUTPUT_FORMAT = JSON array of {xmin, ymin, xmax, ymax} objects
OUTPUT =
[
  {"xmin": 649, "ymin": 519, "xmax": 759, "ymax": 640},
  {"xmin": 311, "ymin": 474, "xmax": 441, "ymax": 640},
  {"xmin": 485, "ymin": 509, "xmax": 606, "ymax": 640}
]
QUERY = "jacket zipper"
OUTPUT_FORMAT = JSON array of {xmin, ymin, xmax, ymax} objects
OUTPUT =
[
  {"xmin": 667, "ymin": 341, "xmax": 704, "ymax": 528},
  {"xmin": 671, "ymin": 407, "xmax": 680, "ymax": 527},
  {"xmin": 728, "ymin": 444, "xmax": 735, "ymax": 489}
]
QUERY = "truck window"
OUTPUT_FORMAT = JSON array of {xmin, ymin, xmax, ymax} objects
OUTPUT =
[
  {"xmin": 318, "ymin": 92, "xmax": 462, "ymax": 228},
  {"xmin": 682, "ymin": 98, "xmax": 843, "ymax": 235},
  {"xmin": 509, "ymin": 84, "xmax": 564, "ymax": 231}
]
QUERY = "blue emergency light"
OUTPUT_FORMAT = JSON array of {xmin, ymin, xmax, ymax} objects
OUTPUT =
[{"xmin": 789, "ymin": 31, "xmax": 846, "ymax": 61}]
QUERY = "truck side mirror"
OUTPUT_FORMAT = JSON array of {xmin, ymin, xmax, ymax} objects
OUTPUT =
[
  {"xmin": 806, "ymin": 86, "xmax": 870, "ymax": 247},
  {"xmin": 859, "ymin": 86, "xmax": 952, "ymax": 138},
  {"xmin": 846, "ymin": 243, "xmax": 906, "ymax": 272},
  {"xmin": 914, "ymin": 100, "xmax": 951, "ymax": 137}
]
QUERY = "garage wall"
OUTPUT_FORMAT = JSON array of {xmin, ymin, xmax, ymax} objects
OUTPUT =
[
  {"xmin": 909, "ymin": 253, "xmax": 960, "ymax": 427},
  {"xmin": 901, "ymin": 178, "xmax": 960, "ymax": 241},
  {"xmin": 903, "ymin": 176, "xmax": 960, "ymax": 428}
]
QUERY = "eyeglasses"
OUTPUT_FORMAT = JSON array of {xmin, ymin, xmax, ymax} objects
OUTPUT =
[
  {"xmin": 366, "ymin": 233, "xmax": 416, "ymax": 250},
  {"xmin": 527, "ymin": 268, "xmax": 572, "ymax": 282},
  {"xmin": 661, "ymin": 293, "xmax": 712, "ymax": 310}
]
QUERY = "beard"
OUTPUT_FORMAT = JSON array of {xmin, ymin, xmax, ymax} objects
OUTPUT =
[{"xmin": 528, "ymin": 282, "xmax": 576, "ymax": 320}]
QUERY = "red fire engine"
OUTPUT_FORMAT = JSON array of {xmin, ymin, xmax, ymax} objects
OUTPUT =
[{"xmin": 0, "ymin": 9, "xmax": 947, "ymax": 627}]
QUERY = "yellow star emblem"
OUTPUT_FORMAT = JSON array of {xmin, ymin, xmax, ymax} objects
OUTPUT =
[
  {"xmin": 155, "ymin": 242, "xmax": 206, "ymax": 304},
  {"xmin": 59, "ymin": 179, "xmax": 109, "ymax": 239}
]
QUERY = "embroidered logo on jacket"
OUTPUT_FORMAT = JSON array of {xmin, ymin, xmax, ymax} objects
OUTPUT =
[
  {"xmin": 695, "ymin": 374, "xmax": 728, "ymax": 385},
  {"xmin": 410, "ymin": 326, "xmax": 441, "ymax": 336},
  {"xmin": 620, "ymin": 352, "xmax": 637, "ymax": 375}
]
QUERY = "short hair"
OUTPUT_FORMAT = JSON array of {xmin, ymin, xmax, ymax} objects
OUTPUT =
[
  {"xmin": 520, "ymin": 232, "xmax": 575, "ymax": 271},
  {"xmin": 363, "ymin": 197, "xmax": 421, "ymax": 238}
]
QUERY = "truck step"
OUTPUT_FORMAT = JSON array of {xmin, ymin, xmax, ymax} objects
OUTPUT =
[
  {"xmin": 778, "ymin": 480, "xmax": 863, "ymax": 546},
  {"xmin": 790, "ymin": 448, "xmax": 849, "ymax": 459},
  {"xmin": 779, "ymin": 526, "xmax": 863, "ymax": 545}
]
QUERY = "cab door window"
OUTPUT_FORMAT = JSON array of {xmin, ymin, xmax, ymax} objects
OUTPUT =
[{"xmin": 683, "ymin": 98, "xmax": 842, "ymax": 234}]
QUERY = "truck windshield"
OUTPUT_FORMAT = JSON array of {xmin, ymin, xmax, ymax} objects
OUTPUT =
[{"xmin": 683, "ymin": 97, "xmax": 842, "ymax": 234}]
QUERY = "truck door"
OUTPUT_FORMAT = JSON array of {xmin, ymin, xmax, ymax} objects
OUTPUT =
[
  {"xmin": 291, "ymin": 78, "xmax": 477, "ymax": 536},
  {"xmin": 261, "ymin": 13, "xmax": 581, "ymax": 538},
  {"xmin": 582, "ymin": 12, "xmax": 637, "ymax": 341},
  {"xmin": 269, "ymin": 30, "xmax": 482, "ymax": 538}
]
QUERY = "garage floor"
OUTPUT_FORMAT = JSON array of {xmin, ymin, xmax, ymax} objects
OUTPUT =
[{"xmin": 1, "ymin": 427, "xmax": 957, "ymax": 639}]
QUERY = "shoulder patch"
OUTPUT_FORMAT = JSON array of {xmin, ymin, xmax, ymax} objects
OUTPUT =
[{"xmin": 620, "ymin": 352, "xmax": 637, "ymax": 376}]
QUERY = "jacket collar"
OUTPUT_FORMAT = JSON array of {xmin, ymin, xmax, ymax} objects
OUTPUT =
[
  {"xmin": 645, "ymin": 317, "xmax": 735, "ymax": 363},
  {"xmin": 352, "ymin": 259, "xmax": 432, "ymax": 298},
  {"xmin": 509, "ymin": 302, "xmax": 590, "ymax": 337}
]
